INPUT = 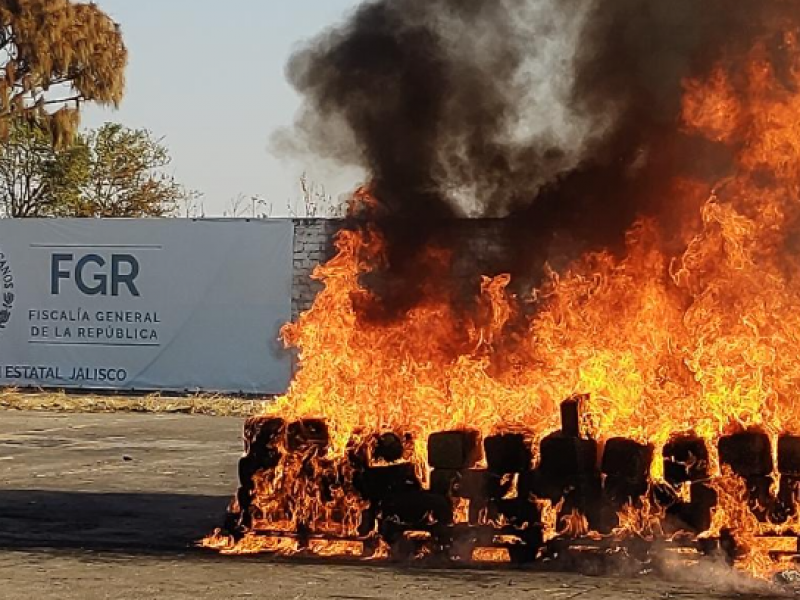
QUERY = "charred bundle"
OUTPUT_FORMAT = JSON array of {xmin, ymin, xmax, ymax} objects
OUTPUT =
[{"xmin": 218, "ymin": 397, "xmax": 800, "ymax": 567}]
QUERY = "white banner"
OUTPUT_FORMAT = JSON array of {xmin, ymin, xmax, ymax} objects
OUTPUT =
[{"xmin": 0, "ymin": 218, "xmax": 294, "ymax": 394}]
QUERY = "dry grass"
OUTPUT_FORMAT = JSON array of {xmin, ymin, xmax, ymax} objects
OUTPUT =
[{"xmin": 0, "ymin": 388, "xmax": 271, "ymax": 417}]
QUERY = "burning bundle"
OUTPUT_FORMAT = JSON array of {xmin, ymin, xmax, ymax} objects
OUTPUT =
[
  {"xmin": 207, "ymin": 397, "xmax": 800, "ymax": 576},
  {"xmin": 205, "ymin": 0, "xmax": 800, "ymax": 580}
]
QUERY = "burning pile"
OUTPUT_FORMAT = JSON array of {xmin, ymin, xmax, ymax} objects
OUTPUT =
[{"xmin": 205, "ymin": 0, "xmax": 800, "ymax": 580}]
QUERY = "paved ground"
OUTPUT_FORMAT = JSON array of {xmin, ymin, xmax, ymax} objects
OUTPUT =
[{"xmin": 0, "ymin": 410, "xmax": 792, "ymax": 599}]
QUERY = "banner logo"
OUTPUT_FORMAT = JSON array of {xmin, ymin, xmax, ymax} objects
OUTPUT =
[
  {"xmin": 0, "ymin": 249, "xmax": 15, "ymax": 330},
  {"xmin": 50, "ymin": 253, "xmax": 140, "ymax": 297}
]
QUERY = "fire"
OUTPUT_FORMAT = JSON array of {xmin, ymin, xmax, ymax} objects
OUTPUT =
[{"xmin": 206, "ymin": 31, "xmax": 800, "ymax": 580}]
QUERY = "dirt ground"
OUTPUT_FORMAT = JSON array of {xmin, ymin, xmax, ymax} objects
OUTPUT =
[
  {"xmin": 0, "ymin": 410, "xmax": 792, "ymax": 599},
  {"xmin": 0, "ymin": 388, "xmax": 264, "ymax": 416}
]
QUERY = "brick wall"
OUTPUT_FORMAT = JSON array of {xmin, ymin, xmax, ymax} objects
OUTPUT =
[
  {"xmin": 291, "ymin": 219, "xmax": 344, "ymax": 320},
  {"xmin": 290, "ymin": 218, "xmax": 527, "ymax": 320}
]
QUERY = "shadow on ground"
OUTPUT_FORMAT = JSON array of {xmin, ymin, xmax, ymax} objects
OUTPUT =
[
  {"xmin": 0, "ymin": 490, "xmax": 785, "ymax": 599},
  {"xmin": 0, "ymin": 489, "xmax": 230, "ymax": 553}
]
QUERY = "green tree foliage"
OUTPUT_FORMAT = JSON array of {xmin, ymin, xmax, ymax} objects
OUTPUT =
[
  {"xmin": 0, "ymin": 121, "xmax": 190, "ymax": 217},
  {"xmin": 0, "ymin": 0, "xmax": 127, "ymax": 146},
  {"xmin": 70, "ymin": 123, "xmax": 187, "ymax": 217},
  {"xmin": 0, "ymin": 119, "xmax": 84, "ymax": 216}
]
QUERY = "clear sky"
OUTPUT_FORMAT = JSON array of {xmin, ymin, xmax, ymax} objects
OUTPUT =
[{"xmin": 83, "ymin": 0, "xmax": 364, "ymax": 217}]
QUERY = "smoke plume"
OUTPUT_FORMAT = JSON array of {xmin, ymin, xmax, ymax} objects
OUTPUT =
[{"xmin": 285, "ymin": 0, "xmax": 798, "ymax": 318}]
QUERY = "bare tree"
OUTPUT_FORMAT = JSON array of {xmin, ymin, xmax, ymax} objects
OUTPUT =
[
  {"xmin": 287, "ymin": 173, "xmax": 346, "ymax": 218},
  {"xmin": 223, "ymin": 193, "xmax": 272, "ymax": 218},
  {"xmin": 178, "ymin": 190, "xmax": 205, "ymax": 218}
]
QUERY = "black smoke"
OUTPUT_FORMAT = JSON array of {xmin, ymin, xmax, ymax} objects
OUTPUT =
[{"xmin": 285, "ymin": 0, "xmax": 799, "ymax": 319}]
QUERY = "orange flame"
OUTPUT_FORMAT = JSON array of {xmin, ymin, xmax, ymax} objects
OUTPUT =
[{"xmin": 211, "ymin": 33, "xmax": 800, "ymax": 579}]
